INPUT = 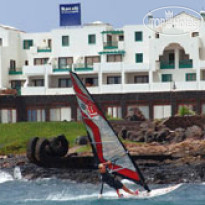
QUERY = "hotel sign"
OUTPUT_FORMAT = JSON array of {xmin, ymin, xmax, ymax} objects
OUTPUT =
[{"xmin": 60, "ymin": 3, "xmax": 81, "ymax": 26}]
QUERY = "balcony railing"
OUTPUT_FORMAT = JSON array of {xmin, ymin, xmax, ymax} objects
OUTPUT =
[
  {"xmin": 179, "ymin": 59, "xmax": 193, "ymax": 68},
  {"xmin": 9, "ymin": 68, "xmax": 23, "ymax": 75},
  {"xmin": 37, "ymin": 47, "xmax": 52, "ymax": 53},
  {"xmin": 53, "ymin": 65, "xmax": 72, "ymax": 72},
  {"xmin": 160, "ymin": 61, "xmax": 175, "ymax": 69},
  {"xmin": 74, "ymin": 64, "xmax": 93, "ymax": 72},
  {"xmin": 103, "ymin": 41, "xmax": 118, "ymax": 49}
]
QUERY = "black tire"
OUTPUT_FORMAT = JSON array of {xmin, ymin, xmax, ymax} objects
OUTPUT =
[
  {"xmin": 35, "ymin": 138, "xmax": 50, "ymax": 163},
  {"xmin": 49, "ymin": 135, "xmax": 69, "ymax": 157},
  {"xmin": 26, "ymin": 137, "xmax": 39, "ymax": 163}
]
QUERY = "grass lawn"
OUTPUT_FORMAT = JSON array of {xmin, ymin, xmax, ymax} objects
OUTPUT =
[{"xmin": 0, "ymin": 122, "xmax": 87, "ymax": 155}]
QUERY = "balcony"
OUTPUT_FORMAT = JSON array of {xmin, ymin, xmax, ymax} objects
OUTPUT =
[
  {"xmin": 37, "ymin": 47, "xmax": 52, "ymax": 53},
  {"xmin": 103, "ymin": 41, "xmax": 118, "ymax": 49},
  {"xmin": 74, "ymin": 64, "xmax": 93, "ymax": 72},
  {"xmin": 53, "ymin": 64, "xmax": 72, "ymax": 73},
  {"xmin": 179, "ymin": 59, "xmax": 193, "ymax": 68},
  {"xmin": 9, "ymin": 68, "xmax": 23, "ymax": 75},
  {"xmin": 160, "ymin": 61, "xmax": 175, "ymax": 69}
]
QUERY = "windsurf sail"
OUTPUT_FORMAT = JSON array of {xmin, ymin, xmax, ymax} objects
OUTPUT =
[{"xmin": 70, "ymin": 71, "xmax": 150, "ymax": 192}]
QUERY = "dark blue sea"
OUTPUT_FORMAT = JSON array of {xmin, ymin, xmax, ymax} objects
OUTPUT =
[{"xmin": 0, "ymin": 169, "xmax": 204, "ymax": 205}]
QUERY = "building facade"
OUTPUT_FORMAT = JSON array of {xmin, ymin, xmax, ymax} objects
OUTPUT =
[{"xmin": 1, "ymin": 12, "xmax": 205, "ymax": 123}]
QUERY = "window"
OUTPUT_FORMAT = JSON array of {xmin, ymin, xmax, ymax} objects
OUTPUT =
[
  {"xmin": 107, "ymin": 54, "xmax": 122, "ymax": 62},
  {"xmin": 85, "ymin": 56, "xmax": 100, "ymax": 66},
  {"xmin": 107, "ymin": 76, "xmax": 121, "ymax": 84},
  {"xmin": 186, "ymin": 73, "xmax": 196, "ymax": 81},
  {"xmin": 134, "ymin": 75, "xmax": 149, "ymax": 83},
  {"xmin": 25, "ymin": 60, "xmax": 29, "ymax": 66},
  {"xmin": 192, "ymin": 32, "xmax": 199, "ymax": 37},
  {"xmin": 0, "ymin": 38, "xmax": 2, "ymax": 46},
  {"xmin": 162, "ymin": 74, "xmax": 172, "ymax": 82},
  {"xmin": 155, "ymin": 33, "xmax": 160, "ymax": 38},
  {"xmin": 48, "ymin": 39, "xmax": 52, "ymax": 48},
  {"xmin": 58, "ymin": 57, "xmax": 73, "ymax": 69},
  {"xmin": 58, "ymin": 78, "xmax": 72, "ymax": 88},
  {"xmin": 135, "ymin": 53, "xmax": 143, "ymax": 63},
  {"xmin": 135, "ymin": 31, "xmax": 143, "ymax": 41},
  {"xmin": 32, "ymin": 79, "xmax": 44, "ymax": 87},
  {"xmin": 10, "ymin": 60, "xmax": 16, "ymax": 71},
  {"xmin": 107, "ymin": 106, "xmax": 122, "ymax": 119},
  {"xmin": 88, "ymin": 34, "xmax": 96, "ymax": 44},
  {"xmin": 154, "ymin": 105, "xmax": 171, "ymax": 119},
  {"xmin": 50, "ymin": 107, "xmax": 71, "ymax": 121},
  {"xmin": 23, "ymin": 40, "xmax": 33, "ymax": 49},
  {"xmin": 127, "ymin": 105, "xmax": 149, "ymax": 119},
  {"xmin": 34, "ymin": 58, "xmax": 49, "ymax": 65},
  {"xmin": 28, "ymin": 109, "xmax": 46, "ymax": 122},
  {"xmin": 62, "ymin": 36, "xmax": 69, "ymax": 46},
  {"xmin": 85, "ymin": 78, "xmax": 98, "ymax": 86},
  {"xmin": 119, "ymin": 35, "xmax": 124, "ymax": 41},
  {"xmin": 0, "ymin": 109, "xmax": 17, "ymax": 123}
]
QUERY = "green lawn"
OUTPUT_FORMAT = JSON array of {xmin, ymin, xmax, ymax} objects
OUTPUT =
[{"xmin": 0, "ymin": 122, "xmax": 87, "ymax": 155}]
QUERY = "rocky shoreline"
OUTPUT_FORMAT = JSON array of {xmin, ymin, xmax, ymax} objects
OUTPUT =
[
  {"xmin": 1, "ymin": 116, "xmax": 205, "ymax": 185},
  {"xmin": 0, "ymin": 152, "xmax": 205, "ymax": 184}
]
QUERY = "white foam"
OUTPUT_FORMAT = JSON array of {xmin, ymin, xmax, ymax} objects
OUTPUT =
[
  {"xmin": 121, "ymin": 179, "xmax": 135, "ymax": 185},
  {"xmin": 13, "ymin": 167, "xmax": 22, "ymax": 180},
  {"xmin": 0, "ymin": 170, "xmax": 13, "ymax": 183},
  {"xmin": 46, "ymin": 190, "xmax": 118, "ymax": 201}
]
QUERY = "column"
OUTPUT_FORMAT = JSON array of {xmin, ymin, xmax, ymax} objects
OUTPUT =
[
  {"xmin": 174, "ymin": 48, "xmax": 179, "ymax": 69},
  {"xmin": 149, "ymin": 70, "xmax": 153, "ymax": 91}
]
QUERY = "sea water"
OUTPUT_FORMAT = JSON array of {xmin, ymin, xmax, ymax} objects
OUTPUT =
[{"xmin": 0, "ymin": 170, "xmax": 205, "ymax": 205}]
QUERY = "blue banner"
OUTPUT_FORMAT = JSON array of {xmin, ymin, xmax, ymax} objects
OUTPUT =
[{"xmin": 60, "ymin": 3, "xmax": 81, "ymax": 26}]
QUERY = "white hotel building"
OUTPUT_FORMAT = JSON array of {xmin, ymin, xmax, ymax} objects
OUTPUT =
[{"xmin": 1, "ymin": 11, "xmax": 205, "ymax": 123}]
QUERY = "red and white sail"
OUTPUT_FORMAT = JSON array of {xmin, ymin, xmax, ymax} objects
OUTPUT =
[{"xmin": 70, "ymin": 72, "xmax": 150, "ymax": 191}]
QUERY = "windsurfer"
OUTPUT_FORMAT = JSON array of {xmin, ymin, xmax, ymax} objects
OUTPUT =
[{"xmin": 98, "ymin": 161, "xmax": 139, "ymax": 198}]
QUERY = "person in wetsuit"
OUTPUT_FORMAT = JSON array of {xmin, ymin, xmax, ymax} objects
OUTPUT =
[{"xmin": 98, "ymin": 161, "xmax": 139, "ymax": 198}]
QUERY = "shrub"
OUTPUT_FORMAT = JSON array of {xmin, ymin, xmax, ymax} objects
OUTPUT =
[{"xmin": 178, "ymin": 106, "xmax": 195, "ymax": 116}]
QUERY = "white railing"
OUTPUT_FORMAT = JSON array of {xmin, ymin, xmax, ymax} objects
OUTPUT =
[
  {"xmin": 21, "ymin": 87, "xmax": 46, "ymax": 95},
  {"xmin": 21, "ymin": 81, "xmax": 205, "ymax": 96},
  {"xmin": 23, "ymin": 65, "xmax": 53, "ymax": 75},
  {"xmin": 101, "ymin": 62, "xmax": 123, "ymax": 73}
]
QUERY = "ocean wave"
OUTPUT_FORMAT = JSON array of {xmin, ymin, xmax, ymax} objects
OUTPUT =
[{"xmin": 0, "ymin": 170, "xmax": 13, "ymax": 183}]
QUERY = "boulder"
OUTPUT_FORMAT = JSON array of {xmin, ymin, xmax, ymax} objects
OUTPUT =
[
  {"xmin": 76, "ymin": 136, "xmax": 89, "ymax": 145},
  {"xmin": 185, "ymin": 125, "xmax": 203, "ymax": 139},
  {"xmin": 173, "ymin": 128, "xmax": 186, "ymax": 143}
]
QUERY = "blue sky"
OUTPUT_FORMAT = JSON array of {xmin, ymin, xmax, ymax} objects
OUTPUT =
[{"xmin": 0, "ymin": 0, "xmax": 204, "ymax": 32}]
